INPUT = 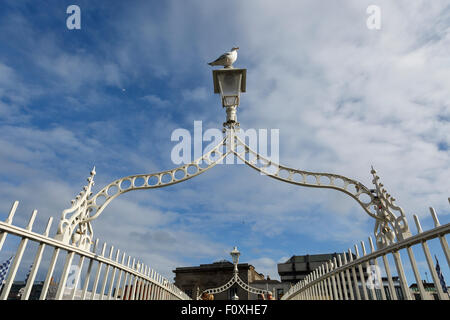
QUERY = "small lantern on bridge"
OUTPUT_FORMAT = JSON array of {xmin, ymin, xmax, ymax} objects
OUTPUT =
[{"xmin": 230, "ymin": 246, "xmax": 240, "ymax": 273}]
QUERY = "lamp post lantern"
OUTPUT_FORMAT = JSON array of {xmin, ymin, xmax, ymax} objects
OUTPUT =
[
  {"xmin": 213, "ymin": 68, "xmax": 246, "ymax": 129},
  {"xmin": 230, "ymin": 246, "xmax": 240, "ymax": 274}
]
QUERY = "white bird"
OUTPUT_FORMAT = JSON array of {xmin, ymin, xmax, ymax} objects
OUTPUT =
[{"xmin": 208, "ymin": 47, "xmax": 239, "ymax": 68}]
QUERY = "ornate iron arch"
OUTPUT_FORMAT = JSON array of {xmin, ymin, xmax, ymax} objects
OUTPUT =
[
  {"xmin": 55, "ymin": 127, "xmax": 411, "ymax": 251},
  {"xmin": 196, "ymin": 271, "xmax": 271, "ymax": 300},
  {"xmin": 55, "ymin": 64, "xmax": 412, "ymax": 251}
]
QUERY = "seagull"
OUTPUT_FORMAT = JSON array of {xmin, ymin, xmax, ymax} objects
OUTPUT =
[{"xmin": 208, "ymin": 47, "xmax": 239, "ymax": 68}]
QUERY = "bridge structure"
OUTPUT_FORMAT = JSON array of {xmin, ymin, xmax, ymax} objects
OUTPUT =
[{"xmin": 0, "ymin": 65, "xmax": 448, "ymax": 300}]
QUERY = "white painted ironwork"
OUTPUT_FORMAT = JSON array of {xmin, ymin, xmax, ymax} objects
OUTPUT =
[
  {"xmin": 55, "ymin": 136, "xmax": 229, "ymax": 249},
  {"xmin": 282, "ymin": 202, "xmax": 450, "ymax": 300},
  {"xmin": 231, "ymin": 133, "xmax": 412, "ymax": 247},
  {"xmin": 196, "ymin": 247, "xmax": 271, "ymax": 299},
  {"xmin": 0, "ymin": 202, "xmax": 190, "ymax": 300},
  {"xmin": 1, "ymin": 62, "xmax": 447, "ymax": 302},
  {"xmin": 55, "ymin": 125, "xmax": 416, "ymax": 254}
]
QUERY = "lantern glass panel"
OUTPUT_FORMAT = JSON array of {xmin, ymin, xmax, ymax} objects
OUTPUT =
[{"xmin": 217, "ymin": 72, "xmax": 242, "ymax": 96}]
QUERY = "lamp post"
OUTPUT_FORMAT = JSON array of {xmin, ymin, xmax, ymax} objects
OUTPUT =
[
  {"xmin": 196, "ymin": 246, "xmax": 271, "ymax": 300},
  {"xmin": 230, "ymin": 246, "xmax": 240, "ymax": 274}
]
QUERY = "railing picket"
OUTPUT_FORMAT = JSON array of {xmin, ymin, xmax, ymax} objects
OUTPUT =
[
  {"xmin": 328, "ymin": 262, "xmax": 339, "ymax": 300},
  {"xmin": 99, "ymin": 245, "xmax": 114, "ymax": 300},
  {"xmin": 429, "ymin": 206, "xmax": 450, "ymax": 268},
  {"xmin": 368, "ymin": 237, "xmax": 386, "ymax": 300},
  {"xmin": 0, "ymin": 209, "xmax": 37, "ymax": 300},
  {"xmin": 312, "ymin": 271, "xmax": 318, "ymax": 299},
  {"xmin": 81, "ymin": 239, "xmax": 99, "ymax": 300},
  {"xmin": 343, "ymin": 253, "xmax": 354, "ymax": 300},
  {"xmin": 325, "ymin": 263, "xmax": 333, "ymax": 300},
  {"xmin": 348, "ymin": 248, "xmax": 361, "ymax": 300},
  {"xmin": 150, "ymin": 270, "xmax": 156, "ymax": 300},
  {"xmin": 0, "ymin": 201, "xmax": 19, "ymax": 252},
  {"xmin": 55, "ymin": 250, "xmax": 76, "ymax": 300},
  {"xmin": 4, "ymin": 201, "xmax": 19, "ymax": 224},
  {"xmin": 125, "ymin": 258, "xmax": 135, "ymax": 300},
  {"xmin": 392, "ymin": 250, "xmax": 412, "ymax": 300},
  {"xmin": 136, "ymin": 263, "xmax": 144, "ymax": 300},
  {"xmin": 107, "ymin": 249, "xmax": 120, "ymax": 299},
  {"xmin": 381, "ymin": 254, "xmax": 397, "ymax": 300},
  {"xmin": 0, "ymin": 200, "xmax": 19, "ymax": 251},
  {"xmin": 321, "ymin": 265, "xmax": 330, "ymax": 300},
  {"xmin": 305, "ymin": 276, "xmax": 310, "ymax": 300},
  {"xmin": 90, "ymin": 242, "xmax": 107, "ymax": 300},
  {"xmin": 406, "ymin": 245, "xmax": 428, "ymax": 300},
  {"xmin": 337, "ymin": 255, "xmax": 349, "ymax": 300},
  {"xmin": 120, "ymin": 256, "xmax": 132, "ymax": 300},
  {"xmin": 317, "ymin": 268, "xmax": 324, "ymax": 300},
  {"xmin": 69, "ymin": 255, "xmax": 85, "ymax": 300},
  {"xmin": 144, "ymin": 266, "xmax": 150, "ymax": 300},
  {"xmin": 361, "ymin": 241, "xmax": 376, "ymax": 300},
  {"xmin": 22, "ymin": 216, "xmax": 53, "ymax": 300},
  {"xmin": 141, "ymin": 265, "xmax": 148, "ymax": 300},
  {"xmin": 413, "ymin": 214, "xmax": 448, "ymax": 300},
  {"xmin": 114, "ymin": 252, "xmax": 127, "ymax": 300},
  {"xmin": 354, "ymin": 244, "xmax": 369, "ymax": 300},
  {"xmin": 40, "ymin": 248, "xmax": 60, "ymax": 300},
  {"xmin": 131, "ymin": 260, "xmax": 140, "ymax": 300},
  {"xmin": 334, "ymin": 257, "xmax": 344, "ymax": 300}
]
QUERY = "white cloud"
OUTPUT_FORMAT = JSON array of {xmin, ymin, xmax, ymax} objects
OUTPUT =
[
  {"xmin": 182, "ymin": 87, "xmax": 208, "ymax": 101},
  {"xmin": 248, "ymin": 257, "xmax": 279, "ymax": 280},
  {"xmin": 141, "ymin": 94, "xmax": 170, "ymax": 108}
]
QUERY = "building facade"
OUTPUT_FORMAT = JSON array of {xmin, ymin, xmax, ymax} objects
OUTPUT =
[
  {"xmin": 409, "ymin": 281, "xmax": 450, "ymax": 300},
  {"xmin": 173, "ymin": 260, "xmax": 265, "ymax": 300},
  {"xmin": 278, "ymin": 253, "xmax": 356, "ymax": 284}
]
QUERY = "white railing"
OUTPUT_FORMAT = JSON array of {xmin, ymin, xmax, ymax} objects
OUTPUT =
[
  {"xmin": 282, "ymin": 200, "xmax": 450, "ymax": 300},
  {"xmin": 0, "ymin": 201, "xmax": 191, "ymax": 300}
]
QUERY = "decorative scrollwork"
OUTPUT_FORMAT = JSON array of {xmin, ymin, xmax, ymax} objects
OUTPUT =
[
  {"xmin": 85, "ymin": 135, "xmax": 229, "ymax": 222},
  {"xmin": 196, "ymin": 273, "xmax": 270, "ymax": 299},
  {"xmin": 56, "ymin": 127, "xmax": 411, "ymax": 250},
  {"xmin": 54, "ymin": 167, "xmax": 95, "ymax": 250},
  {"xmin": 55, "ymin": 136, "xmax": 230, "ymax": 246},
  {"xmin": 231, "ymin": 133, "xmax": 411, "ymax": 248},
  {"xmin": 370, "ymin": 167, "xmax": 411, "ymax": 248}
]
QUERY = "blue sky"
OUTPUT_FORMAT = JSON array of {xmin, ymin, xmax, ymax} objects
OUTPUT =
[{"xmin": 0, "ymin": 0, "xmax": 449, "ymax": 288}]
